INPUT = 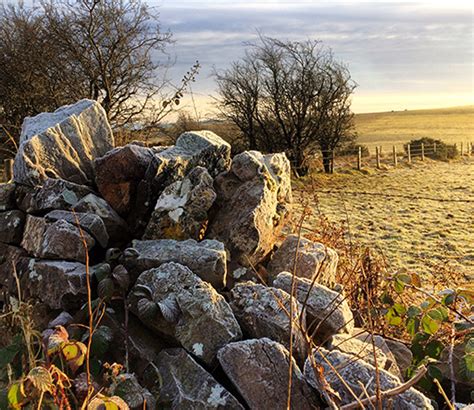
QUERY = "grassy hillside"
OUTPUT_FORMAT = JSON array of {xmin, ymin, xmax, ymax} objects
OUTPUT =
[{"xmin": 354, "ymin": 105, "xmax": 474, "ymax": 150}]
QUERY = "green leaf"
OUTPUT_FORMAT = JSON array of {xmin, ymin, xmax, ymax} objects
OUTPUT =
[
  {"xmin": 465, "ymin": 337, "xmax": 474, "ymax": 354},
  {"xmin": 92, "ymin": 263, "xmax": 111, "ymax": 283},
  {"xmin": 112, "ymin": 265, "xmax": 130, "ymax": 290},
  {"xmin": 397, "ymin": 273, "xmax": 412, "ymax": 284},
  {"xmin": 393, "ymin": 303, "xmax": 407, "ymax": 316},
  {"xmin": 425, "ymin": 340, "xmax": 444, "ymax": 359},
  {"xmin": 427, "ymin": 365, "xmax": 443, "ymax": 381},
  {"xmin": 381, "ymin": 292, "xmax": 394, "ymax": 305},
  {"xmin": 61, "ymin": 341, "xmax": 87, "ymax": 373},
  {"xmin": 421, "ymin": 314, "xmax": 441, "ymax": 335},
  {"xmin": 7, "ymin": 382, "xmax": 26, "ymax": 409},
  {"xmin": 411, "ymin": 342, "xmax": 425, "ymax": 364},
  {"xmin": 406, "ymin": 317, "xmax": 419, "ymax": 337},
  {"xmin": 90, "ymin": 326, "xmax": 114, "ymax": 358},
  {"xmin": 98, "ymin": 277, "xmax": 115, "ymax": 300},
  {"xmin": 427, "ymin": 309, "xmax": 443, "ymax": 322},
  {"xmin": 407, "ymin": 306, "xmax": 422, "ymax": 318},
  {"xmin": 437, "ymin": 306, "xmax": 449, "ymax": 322},
  {"xmin": 0, "ymin": 334, "xmax": 22, "ymax": 369},
  {"xmin": 394, "ymin": 278, "xmax": 405, "ymax": 294}
]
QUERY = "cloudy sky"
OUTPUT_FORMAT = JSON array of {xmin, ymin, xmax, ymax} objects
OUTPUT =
[{"xmin": 151, "ymin": 0, "xmax": 473, "ymax": 115}]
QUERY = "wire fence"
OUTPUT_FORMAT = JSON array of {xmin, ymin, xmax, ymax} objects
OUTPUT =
[{"xmin": 317, "ymin": 141, "xmax": 473, "ymax": 173}]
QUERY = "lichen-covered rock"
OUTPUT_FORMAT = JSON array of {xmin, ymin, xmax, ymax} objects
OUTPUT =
[
  {"xmin": 129, "ymin": 131, "xmax": 231, "ymax": 235},
  {"xmin": 113, "ymin": 373, "xmax": 156, "ymax": 410},
  {"xmin": 128, "ymin": 262, "xmax": 241, "ymax": 366},
  {"xmin": 74, "ymin": 193, "xmax": 129, "ymax": 245},
  {"xmin": 18, "ymin": 259, "xmax": 89, "ymax": 310},
  {"xmin": 15, "ymin": 179, "xmax": 94, "ymax": 214},
  {"xmin": 123, "ymin": 239, "xmax": 227, "ymax": 288},
  {"xmin": 328, "ymin": 333, "xmax": 400, "ymax": 377},
  {"xmin": 385, "ymin": 338, "xmax": 413, "ymax": 377},
  {"xmin": 0, "ymin": 243, "xmax": 26, "ymax": 294},
  {"xmin": 156, "ymin": 348, "xmax": 244, "ymax": 409},
  {"xmin": 14, "ymin": 99, "xmax": 114, "ymax": 187},
  {"xmin": 94, "ymin": 143, "xmax": 156, "ymax": 216},
  {"xmin": 45, "ymin": 210, "xmax": 109, "ymax": 248},
  {"xmin": 0, "ymin": 183, "xmax": 16, "ymax": 211},
  {"xmin": 229, "ymin": 282, "xmax": 307, "ymax": 362},
  {"xmin": 208, "ymin": 151, "xmax": 292, "ymax": 267},
  {"xmin": 21, "ymin": 216, "xmax": 94, "ymax": 263},
  {"xmin": 273, "ymin": 272, "xmax": 353, "ymax": 343},
  {"xmin": 218, "ymin": 338, "xmax": 320, "ymax": 410},
  {"xmin": 144, "ymin": 166, "xmax": 216, "ymax": 240},
  {"xmin": 304, "ymin": 348, "xmax": 433, "ymax": 409},
  {"xmin": 0, "ymin": 210, "xmax": 25, "ymax": 245},
  {"xmin": 268, "ymin": 235, "xmax": 338, "ymax": 287}
]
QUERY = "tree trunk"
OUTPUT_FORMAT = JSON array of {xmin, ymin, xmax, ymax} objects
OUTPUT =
[{"xmin": 322, "ymin": 150, "xmax": 332, "ymax": 173}]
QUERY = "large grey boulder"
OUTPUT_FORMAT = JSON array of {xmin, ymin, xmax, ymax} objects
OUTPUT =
[
  {"xmin": 0, "ymin": 183, "xmax": 16, "ymax": 211},
  {"xmin": 122, "ymin": 239, "xmax": 227, "ymax": 288},
  {"xmin": 385, "ymin": 338, "xmax": 413, "ymax": 377},
  {"xmin": 45, "ymin": 210, "xmax": 109, "ymax": 248},
  {"xmin": 229, "ymin": 282, "xmax": 307, "ymax": 363},
  {"xmin": 0, "ymin": 243, "xmax": 26, "ymax": 294},
  {"xmin": 128, "ymin": 262, "xmax": 242, "ymax": 366},
  {"xmin": 0, "ymin": 210, "xmax": 25, "ymax": 245},
  {"xmin": 208, "ymin": 151, "xmax": 292, "ymax": 267},
  {"xmin": 73, "ymin": 193, "xmax": 129, "ymax": 244},
  {"xmin": 14, "ymin": 99, "xmax": 114, "ymax": 187},
  {"xmin": 21, "ymin": 216, "xmax": 94, "ymax": 263},
  {"xmin": 144, "ymin": 166, "xmax": 216, "ymax": 241},
  {"xmin": 94, "ymin": 143, "xmax": 156, "ymax": 216},
  {"xmin": 304, "ymin": 348, "xmax": 433, "ymax": 409},
  {"xmin": 15, "ymin": 179, "xmax": 93, "ymax": 214},
  {"xmin": 218, "ymin": 338, "xmax": 320, "ymax": 410},
  {"xmin": 156, "ymin": 348, "xmax": 244, "ymax": 409},
  {"xmin": 18, "ymin": 259, "xmax": 89, "ymax": 310},
  {"xmin": 268, "ymin": 235, "xmax": 338, "ymax": 287},
  {"xmin": 273, "ymin": 272, "xmax": 353, "ymax": 343}
]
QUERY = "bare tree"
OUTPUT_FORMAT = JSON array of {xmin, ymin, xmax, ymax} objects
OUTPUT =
[{"xmin": 215, "ymin": 36, "xmax": 356, "ymax": 174}]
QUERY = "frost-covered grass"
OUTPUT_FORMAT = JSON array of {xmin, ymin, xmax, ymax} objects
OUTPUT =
[{"xmin": 293, "ymin": 158, "xmax": 474, "ymax": 286}]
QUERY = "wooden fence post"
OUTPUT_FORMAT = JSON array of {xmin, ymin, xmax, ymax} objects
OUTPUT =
[
  {"xmin": 357, "ymin": 146, "xmax": 362, "ymax": 170},
  {"xmin": 330, "ymin": 150, "xmax": 335, "ymax": 174},
  {"xmin": 376, "ymin": 146, "xmax": 381, "ymax": 169},
  {"xmin": 421, "ymin": 143, "xmax": 425, "ymax": 161},
  {"xmin": 407, "ymin": 144, "xmax": 411, "ymax": 163},
  {"xmin": 392, "ymin": 145, "xmax": 397, "ymax": 167},
  {"xmin": 4, "ymin": 159, "xmax": 13, "ymax": 181},
  {"xmin": 460, "ymin": 142, "xmax": 464, "ymax": 156}
]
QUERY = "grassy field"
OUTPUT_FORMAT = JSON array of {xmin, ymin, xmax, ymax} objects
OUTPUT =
[
  {"xmin": 293, "ymin": 157, "xmax": 474, "ymax": 286},
  {"xmin": 354, "ymin": 105, "xmax": 474, "ymax": 151}
]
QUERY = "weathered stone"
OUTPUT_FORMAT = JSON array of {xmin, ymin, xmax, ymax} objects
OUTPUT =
[
  {"xmin": 123, "ymin": 239, "xmax": 227, "ymax": 288},
  {"xmin": 328, "ymin": 333, "xmax": 401, "ymax": 378},
  {"xmin": 94, "ymin": 143, "xmax": 156, "ymax": 215},
  {"xmin": 208, "ymin": 151, "xmax": 292, "ymax": 267},
  {"xmin": 349, "ymin": 328, "xmax": 403, "ymax": 378},
  {"xmin": 268, "ymin": 235, "xmax": 338, "ymax": 287},
  {"xmin": 385, "ymin": 338, "xmax": 413, "ymax": 378},
  {"xmin": 304, "ymin": 348, "xmax": 433, "ymax": 409},
  {"xmin": 229, "ymin": 282, "xmax": 307, "ymax": 363},
  {"xmin": 0, "ymin": 183, "xmax": 16, "ymax": 210},
  {"xmin": 113, "ymin": 373, "xmax": 156, "ymax": 410},
  {"xmin": 0, "ymin": 243, "xmax": 26, "ymax": 294},
  {"xmin": 156, "ymin": 348, "xmax": 244, "ymax": 409},
  {"xmin": 218, "ymin": 338, "xmax": 320, "ymax": 410},
  {"xmin": 47, "ymin": 312, "xmax": 74, "ymax": 329},
  {"xmin": 273, "ymin": 272, "xmax": 353, "ymax": 343},
  {"xmin": 74, "ymin": 193, "xmax": 129, "ymax": 244},
  {"xmin": 128, "ymin": 262, "xmax": 242, "ymax": 366},
  {"xmin": 18, "ymin": 259, "xmax": 89, "ymax": 310},
  {"xmin": 15, "ymin": 179, "xmax": 93, "ymax": 214},
  {"xmin": 14, "ymin": 99, "xmax": 114, "ymax": 187},
  {"xmin": 144, "ymin": 166, "xmax": 216, "ymax": 241},
  {"xmin": 21, "ymin": 216, "xmax": 94, "ymax": 263},
  {"xmin": 0, "ymin": 210, "xmax": 25, "ymax": 245},
  {"xmin": 46, "ymin": 210, "xmax": 109, "ymax": 248}
]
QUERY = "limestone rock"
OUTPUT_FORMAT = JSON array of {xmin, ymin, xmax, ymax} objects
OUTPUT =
[
  {"xmin": 0, "ymin": 183, "xmax": 16, "ymax": 211},
  {"xmin": 156, "ymin": 348, "xmax": 244, "ymax": 409},
  {"xmin": 0, "ymin": 243, "xmax": 26, "ymax": 294},
  {"xmin": 208, "ymin": 151, "xmax": 292, "ymax": 267},
  {"xmin": 14, "ymin": 99, "xmax": 114, "ymax": 186},
  {"xmin": 15, "ymin": 179, "xmax": 93, "ymax": 214},
  {"xmin": 273, "ymin": 272, "xmax": 353, "ymax": 343},
  {"xmin": 113, "ymin": 373, "xmax": 155, "ymax": 410},
  {"xmin": 0, "ymin": 210, "xmax": 25, "ymax": 245},
  {"xmin": 229, "ymin": 282, "xmax": 307, "ymax": 362},
  {"xmin": 128, "ymin": 262, "xmax": 241, "ymax": 366},
  {"xmin": 45, "ymin": 210, "xmax": 109, "ymax": 248},
  {"xmin": 144, "ymin": 166, "xmax": 216, "ymax": 240},
  {"xmin": 94, "ymin": 143, "xmax": 156, "ymax": 215},
  {"xmin": 218, "ymin": 338, "xmax": 320, "ymax": 410},
  {"xmin": 123, "ymin": 239, "xmax": 227, "ymax": 288},
  {"xmin": 21, "ymin": 216, "xmax": 94, "ymax": 263},
  {"xmin": 304, "ymin": 348, "xmax": 433, "ymax": 409},
  {"xmin": 74, "ymin": 193, "xmax": 129, "ymax": 245},
  {"xmin": 18, "ymin": 259, "xmax": 89, "ymax": 310},
  {"xmin": 268, "ymin": 235, "xmax": 338, "ymax": 287}
]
